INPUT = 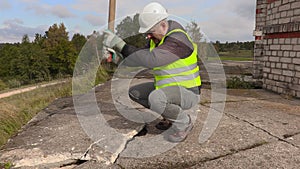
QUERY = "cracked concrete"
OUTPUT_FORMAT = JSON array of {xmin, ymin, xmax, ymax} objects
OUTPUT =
[{"xmin": 0, "ymin": 78, "xmax": 300, "ymax": 168}]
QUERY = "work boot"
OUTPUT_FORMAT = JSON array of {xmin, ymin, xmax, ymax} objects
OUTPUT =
[
  {"xmin": 166, "ymin": 116, "xmax": 193, "ymax": 143},
  {"xmin": 155, "ymin": 118, "xmax": 172, "ymax": 130}
]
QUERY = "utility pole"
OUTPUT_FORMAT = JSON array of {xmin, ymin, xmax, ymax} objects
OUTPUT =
[{"xmin": 108, "ymin": 0, "xmax": 116, "ymax": 32}]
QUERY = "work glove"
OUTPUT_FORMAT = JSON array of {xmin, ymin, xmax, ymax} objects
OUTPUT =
[
  {"xmin": 103, "ymin": 29, "xmax": 126, "ymax": 52},
  {"xmin": 102, "ymin": 46, "xmax": 123, "ymax": 65}
]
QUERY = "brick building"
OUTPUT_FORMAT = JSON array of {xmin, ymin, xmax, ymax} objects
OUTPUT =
[{"xmin": 254, "ymin": 0, "xmax": 300, "ymax": 98}]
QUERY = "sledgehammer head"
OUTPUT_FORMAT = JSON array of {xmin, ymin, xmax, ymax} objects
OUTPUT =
[{"xmin": 102, "ymin": 46, "xmax": 123, "ymax": 64}]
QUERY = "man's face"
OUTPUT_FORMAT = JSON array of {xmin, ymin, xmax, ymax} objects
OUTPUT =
[{"xmin": 147, "ymin": 22, "xmax": 164, "ymax": 40}]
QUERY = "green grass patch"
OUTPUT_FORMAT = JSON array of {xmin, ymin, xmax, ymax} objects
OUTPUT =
[
  {"xmin": 207, "ymin": 50, "xmax": 253, "ymax": 61},
  {"xmin": 219, "ymin": 50, "xmax": 253, "ymax": 57},
  {"xmin": 0, "ymin": 66, "xmax": 111, "ymax": 148},
  {"xmin": 0, "ymin": 162, "xmax": 12, "ymax": 169},
  {"xmin": 208, "ymin": 56, "xmax": 253, "ymax": 61},
  {"xmin": 0, "ymin": 81, "xmax": 72, "ymax": 148}
]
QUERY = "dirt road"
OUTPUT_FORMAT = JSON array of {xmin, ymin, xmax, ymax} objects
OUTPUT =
[{"xmin": 0, "ymin": 80, "xmax": 67, "ymax": 99}]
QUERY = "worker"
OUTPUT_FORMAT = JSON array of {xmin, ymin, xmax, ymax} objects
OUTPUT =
[{"xmin": 103, "ymin": 2, "xmax": 201, "ymax": 142}]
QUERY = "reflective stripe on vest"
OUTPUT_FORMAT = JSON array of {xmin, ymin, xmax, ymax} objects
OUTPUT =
[{"xmin": 150, "ymin": 28, "xmax": 201, "ymax": 89}]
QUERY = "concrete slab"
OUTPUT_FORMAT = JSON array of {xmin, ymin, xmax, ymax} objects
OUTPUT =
[
  {"xmin": 73, "ymin": 161, "xmax": 121, "ymax": 169},
  {"xmin": 200, "ymin": 89, "xmax": 284, "ymax": 104},
  {"xmin": 285, "ymin": 133, "xmax": 300, "ymax": 147},
  {"xmin": 1, "ymin": 78, "xmax": 300, "ymax": 169},
  {"xmin": 192, "ymin": 141, "xmax": 300, "ymax": 169},
  {"xmin": 115, "ymin": 105, "xmax": 276, "ymax": 168},
  {"xmin": 222, "ymin": 99, "xmax": 300, "ymax": 140},
  {"xmin": 0, "ymin": 81, "xmax": 145, "ymax": 168},
  {"xmin": 0, "ymin": 106, "xmax": 91, "ymax": 168}
]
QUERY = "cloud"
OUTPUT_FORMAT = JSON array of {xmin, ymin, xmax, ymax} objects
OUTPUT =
[
  {"xmin": 115, "ymin": 0, "xmax": 197, "ymax": 18},
  {"xmin": 50, "ymin": 5, "xmax": 76, "ymax": 18},
  {"xmin": 1, "ymin": 0, "xmax": 255, "ymax": 43},
  {"xmin": 0, "ymin": 19, "xmax": 47, "ymax": 43},
  {"xmin": 84, "ymin": 15, "xmax": 106, "ymax": 26},
  {"xmin": 198, "ymin": 0, "xmax": 256, "ymax": 42},
  {"xmin": 71, "ymin": 0, "xmax": 201, "ymax": 27},
  {"xmin": 70, "ymin": 25, "xmax": 82, "ymax": 34},
  {"xmin": 201, "ymin": 15, "xmax": 254, "ymax": 42},
  {"xmin": 0, "ymin": 0, "xmax": 11, "ymax": 10},
  {"xmin": 3, "ymin": 18, "xmax": 24, "ymax": 25},
  {"xmin": 24, "ymin": 2, "xmax": 75, "ymax": 18},
  {"xmin": 25, "ymin": 3, "xmax": 48, "ymax": 15},
  {"xmin": 228, "ymin": 0, "xmax": 256, "ymax": 20},
  {"xmin": 72, "ymin": 0, "xmax": 108, "ymax": 12},
  {"xmin": 71, "ymin": 0, "xmax": 255, "ymax": 42},
  {"xmin": 20, "ymin": 0, "xmax": 39, "ymax": 3}
]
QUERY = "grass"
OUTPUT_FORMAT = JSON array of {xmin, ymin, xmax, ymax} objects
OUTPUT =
[
  {"xmin": 0, "ymin": 66, "xmax": 111, "ymax": 148},
  {"xmin": 0, "ymin": 81, "xmax": 72, "ymax": 148},
  {"xmin": 0, "ymin": 162, "xmax": 12, "ymax": 169},
  {"xmin": 219, "ymin": 50, "xmax": 253, "ymax": 57},
  {"xmin": 208, "ymin": 56, "xmax": 253, "ymax": 61},
  {"xmin": 0, "ymin": 78, "xmax": 70, "ymax": 94},
  {"xmin": 208, "ymin": 50, "xmax": 253, "ymax": 61}
]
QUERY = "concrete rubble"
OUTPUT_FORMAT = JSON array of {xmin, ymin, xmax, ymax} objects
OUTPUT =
[{"xmin": 0, "ymin": 76, "xmax": 299, "ymax": 168}]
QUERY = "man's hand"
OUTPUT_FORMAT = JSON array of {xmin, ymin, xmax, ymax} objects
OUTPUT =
[
  {"xmin": 103, "ymin": 46, "xmax": 124, "ymax": 65},
  {"xmin": 103, "ymin": 30, "xmax": 126, "ymax": 52}
]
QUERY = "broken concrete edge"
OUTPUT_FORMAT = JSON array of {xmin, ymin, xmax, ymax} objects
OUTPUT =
[
  {"xmin": 110, "ymin": 125, "xmax": 146, "ymax": 164},
  {"xmin": 0, "ymin": 148, "xmax": 83, "ymax": 168},
  {"xmin": 0, "ymin": 79, "xmax": 148, "ymax": 168},
  {"xmin": 80, "ymin": 124, "xmax": 146, "ymax": 164},
  {"xmin": 2, "ymin": 77, "xmax": 299, "ymax": 168},
  {"xmin": 0, "ymin": 125, "xmax": 146, "ymax": 169},
  {"xmin": 0, "ymin": 113, "xmax": 146, "ymax": 168}
]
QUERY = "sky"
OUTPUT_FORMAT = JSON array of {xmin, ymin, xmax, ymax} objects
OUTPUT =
[{"xmin": 0, "ymin": 0, "xmax": 256, "ymax": 43}]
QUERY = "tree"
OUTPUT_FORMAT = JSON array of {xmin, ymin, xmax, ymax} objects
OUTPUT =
[
  {"xmin": 22, "ymin": 34, "xmax": 30, "ymax": 44},
  {"xmin": 43, "ymin": 23, "xmax": 77, "ymax": 76},
  {"xmin": 115, "ymin": 14, "xmax": 147, "ymax": 48},
  {"xmin": 0, "ymin": 44, "xmax": 18, "ymax": 81},
  {"xmin": 214, "ymin": 40, "xmax": 221, "ymax": 53},
  {"xmin": 185, "ymin": 21, "xmax": 203, "ymax": 44},
  {"xmin": 71, "ymin": 33, "xmax": 87, "ymax": 55},
  {"xmin": 0, "ymin": 23, "xmax": 87, "ymax": 86},
  {"xmin": 33, "ymin": 33, "xmax": 45, "ymax": 46},
  {"xmin": 6, "ymin": 36, "xmax": 50, "ymax": 84},
  {"xmin": 185, "ymin": 22, "xmax": 210, "ymax": 60}
]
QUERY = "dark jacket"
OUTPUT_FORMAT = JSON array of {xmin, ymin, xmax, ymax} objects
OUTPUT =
[
  {"xmin": 121, "ymin": 20, "xmax": 194, "ymax": 68},
  {"xmin": 120, "ymin": 20, "xmax": 201, "ymax": 94}
]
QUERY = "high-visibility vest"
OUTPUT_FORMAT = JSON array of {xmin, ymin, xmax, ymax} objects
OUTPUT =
[{"xmin": 150, "ymin": 28, "xmax": 201, "ymax": 89}]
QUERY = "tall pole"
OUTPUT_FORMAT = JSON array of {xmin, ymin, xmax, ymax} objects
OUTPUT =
[{"xmin": 108, "ymin": 0, "xmax": 116, "ymax": 32}]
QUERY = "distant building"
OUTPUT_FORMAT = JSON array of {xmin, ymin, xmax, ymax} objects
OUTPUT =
[{"xmin": 254, "ymin": 0, "xmax": 300, "ymax": 98}]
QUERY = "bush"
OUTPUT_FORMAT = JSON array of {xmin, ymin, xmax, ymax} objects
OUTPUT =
[
  {"xmin": 95, "ymin": 65, "xmax": 110, "ymax": 85},
  {"xmin": 7, "ymin": 79, "xmax": 21, "ymax": 88},
  {"xmin": 227, "ymin": 76, "xmax": 254, "ymax": 89},
  {"xmin": 0, "ymin": 79, "xmax": 8, "ymax": 90},
  {"xmin": 0, "ymin": 162, "xmax": 12, "ymax": 169},
  {"xmin": 72, "ymin": 65, "xmax": 110, "ymax": 95}
]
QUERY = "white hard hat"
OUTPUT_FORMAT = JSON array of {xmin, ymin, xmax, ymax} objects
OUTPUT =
[{"xmin": 138, "ymin": 2, "xmax": 168, "ymax": 33}]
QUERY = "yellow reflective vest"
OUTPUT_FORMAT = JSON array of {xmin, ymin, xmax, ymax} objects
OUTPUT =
[{"xmin": 150, "ymin": 29, "xmax": 201, "ymax": 89}]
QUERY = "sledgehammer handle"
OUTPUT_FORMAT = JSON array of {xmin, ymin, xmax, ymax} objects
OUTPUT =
[{"xmin": 108, "ymin": 0, "xmax": 116, "ymax": 32}]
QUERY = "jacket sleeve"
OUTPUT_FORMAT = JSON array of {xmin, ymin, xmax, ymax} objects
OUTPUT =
[
  {"xmin": 121, "ymin": 44, "xmax": 140, "ymax": 57},
  {"xmin": 120, "ymin": 32, "xmax": 193, "ymax": 68}
]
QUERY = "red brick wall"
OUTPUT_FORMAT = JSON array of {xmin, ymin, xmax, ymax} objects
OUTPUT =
[
  {"xmin": 267, "ymin": 0, "xmax": 279, "ymax": 4},
  {"xmin": 254, "ymin": 0, "xmax": 300, "ymax": 97}
]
